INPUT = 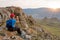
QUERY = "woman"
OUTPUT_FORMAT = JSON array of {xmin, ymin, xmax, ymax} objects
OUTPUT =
[{"xmin": 6, "ymin": 13, "xmax": 21, "ymax": 35}]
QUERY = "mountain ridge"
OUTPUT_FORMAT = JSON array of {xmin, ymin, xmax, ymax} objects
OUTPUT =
[{"xmin": 23, "ymin": 8, "xmax": 60, "ymax": 19}]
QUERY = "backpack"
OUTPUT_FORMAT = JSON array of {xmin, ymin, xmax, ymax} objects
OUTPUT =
[
  {"xmin": 6, "ymin": 19, "xmax": 13, "ymax": 28},
  {"xmin": 6, "ymin": 19, "xmax": 16, "ymax": 28}
]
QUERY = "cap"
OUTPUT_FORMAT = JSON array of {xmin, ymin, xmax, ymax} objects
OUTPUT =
[{"xmin": 10, "ymin": 13, "xmax": 15, "ymax": 18}]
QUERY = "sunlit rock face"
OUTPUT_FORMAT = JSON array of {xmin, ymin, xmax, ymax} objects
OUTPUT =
[{"xmin": 0, "ymin": 6, "xmax": 35, "ymax": 40}]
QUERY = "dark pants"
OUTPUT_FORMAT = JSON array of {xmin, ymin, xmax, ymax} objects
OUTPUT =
[{"xmin": 7, "ymin": 26, "xmax": 21, "ymax": 35}]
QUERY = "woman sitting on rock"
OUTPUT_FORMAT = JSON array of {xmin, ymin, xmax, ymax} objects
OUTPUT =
[{"xmin": 6, "ymin": 13, "xmax": 21, "ymax": 35}]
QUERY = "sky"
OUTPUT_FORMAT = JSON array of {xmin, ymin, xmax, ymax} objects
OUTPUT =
[{"xmin": 0, "ymin": 0, "xmax": 60, "ymax": 8}]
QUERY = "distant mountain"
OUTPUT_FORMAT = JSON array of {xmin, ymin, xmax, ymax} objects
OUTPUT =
[{"xmin": 23, "ymin": 8, "xmax": 60, "ymax": 19}]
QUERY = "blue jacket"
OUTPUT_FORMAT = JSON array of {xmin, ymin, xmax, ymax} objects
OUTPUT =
[{"xmin": 6, "ymin": 19, "xmax": 16, "ymax": 28}]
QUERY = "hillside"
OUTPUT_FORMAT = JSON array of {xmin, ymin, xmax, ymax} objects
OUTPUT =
[
  {"xmin": 23, "ymin": 8, "xmax": 60, "ymax": 19},
  {"xmin": 0, "ymin": 6, "xmax": 60, "ymax": 40},
  {"xmin": 36, "ymin": 18, "xmax": 60, "ymax": 38}
]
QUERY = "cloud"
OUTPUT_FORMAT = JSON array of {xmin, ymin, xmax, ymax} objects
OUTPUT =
[
  {"xmin": 0, "ymin": 0, "xmax": 43, "ymax": 8},
  {"xmin": 0, "ymin": 0, "xmax": 16, "ymax": 7},
  {"xmin": 0, "ymin": 0, "xmax": 60, "ymax": 8}
]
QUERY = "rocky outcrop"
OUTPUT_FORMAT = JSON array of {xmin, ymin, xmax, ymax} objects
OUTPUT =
[{"xmin": 0, "ymin": 6, "xmax": 35, "ymax": 29}]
